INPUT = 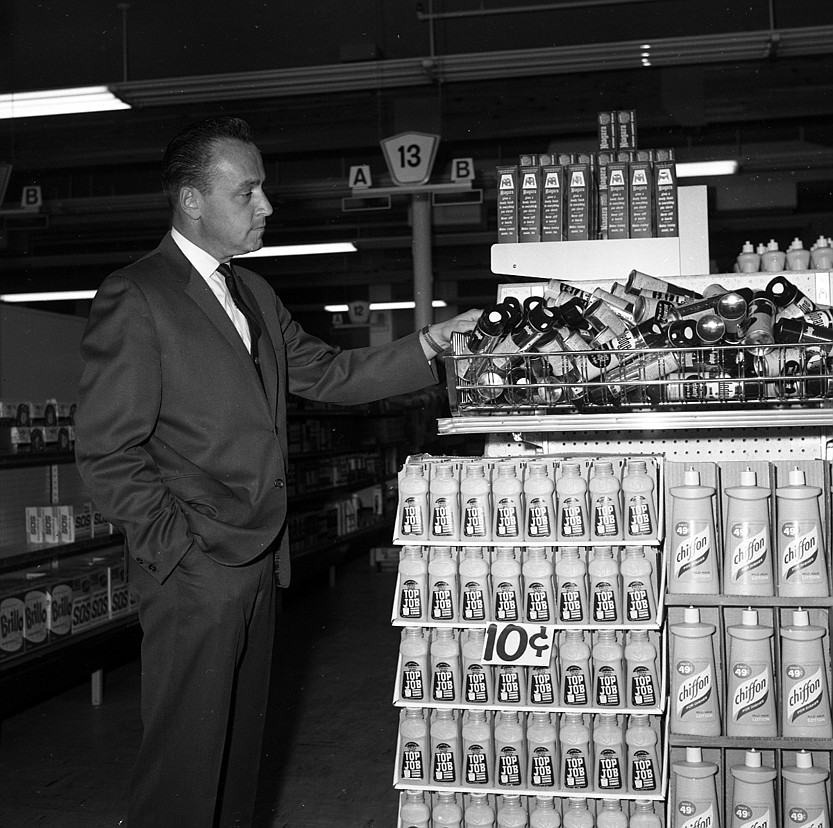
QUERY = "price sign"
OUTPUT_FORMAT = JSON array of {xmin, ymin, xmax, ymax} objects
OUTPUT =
[
  {"xmin": 380, "ymin": 131, "xmax": 439, "ymax": 186},
  {"xmin": 480, "ymin": 622, "xmax": 556, "ymax": 667}
]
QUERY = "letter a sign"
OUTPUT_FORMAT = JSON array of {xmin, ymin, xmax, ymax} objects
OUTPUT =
[{"xmin": 380, "ymin": 132, "xmax": 439, "ymax": 186}]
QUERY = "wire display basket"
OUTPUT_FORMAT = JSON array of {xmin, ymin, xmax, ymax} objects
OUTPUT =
[{"xmin": 445, "ymin": 341, "xmax": 833, "ymax": 416}]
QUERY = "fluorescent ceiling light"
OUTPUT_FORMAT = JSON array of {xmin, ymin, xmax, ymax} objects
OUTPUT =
[
  {"xmin": 324, "ymin": 300, "xmax": 448, "ymax": 312},
  {"xmin": 239, "ymin": 242, "xmax": 357, "ymax": 257},
  {"xmin": 676, "ymin": 160, "xmax": 739, "ymax": 178},
  {"xmin": 0, "ymin": 86, "xmax": 131, "ymax": 120},
  {"xmin": 0, "ymin": 290, "xmax": 97, "ymax": 302}
]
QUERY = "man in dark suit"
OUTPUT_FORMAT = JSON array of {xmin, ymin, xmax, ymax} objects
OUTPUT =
[{"xmin": 74, "ymin": 116, "xmax": 479, "ymax": 827}]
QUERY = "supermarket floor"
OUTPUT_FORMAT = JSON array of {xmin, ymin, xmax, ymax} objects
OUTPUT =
[{"xmin": 0, "ymin": 551, "xmax": 403, "ymax": 828}]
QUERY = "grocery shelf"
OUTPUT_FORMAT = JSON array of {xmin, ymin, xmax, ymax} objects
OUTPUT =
[{"xmin": 437, "ymin": 408, "xmax": 833, "ymax": 435}]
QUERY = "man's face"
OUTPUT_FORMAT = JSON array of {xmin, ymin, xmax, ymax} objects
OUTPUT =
[{"xmin": 191, "ymin": 138, "xmax": 273, "ymax": 261}]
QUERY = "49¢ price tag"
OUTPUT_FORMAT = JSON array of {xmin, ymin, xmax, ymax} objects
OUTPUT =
[{"xmin": 480, "ymin": 622, "xmax": 556, "ymax": 667}]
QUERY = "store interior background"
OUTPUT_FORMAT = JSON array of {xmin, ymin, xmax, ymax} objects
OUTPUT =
[{"xmin": 1, "ymin": 0, "xmax": 832, "ymax": 344}]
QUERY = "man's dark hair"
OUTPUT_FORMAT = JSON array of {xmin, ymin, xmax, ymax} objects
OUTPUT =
[{"xmin": 162, "ymin": 116, "xmax": 254, "ymax": 207}]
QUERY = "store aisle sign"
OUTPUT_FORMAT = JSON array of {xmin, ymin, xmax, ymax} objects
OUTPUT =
[
  {"xmin": 380, "ymin": 131, "xmax": 439, "ymax": 186},
  {"xmin": 481, "ymin": 622, "xmax": 556, "ymax": 667}
]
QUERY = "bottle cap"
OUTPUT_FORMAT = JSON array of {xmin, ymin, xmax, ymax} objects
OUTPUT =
[
  {"xmin": 739, "ymin": 468, "xmax": 757, "ymax": 486},
  {"xmin": 788, "ymin": 466, "xmax": 806, "ymax": 486},
  {"xmin": 742, "ymin": 608, "xmax": 758, "ymax": 626},
  {"xmin": 767, "ymin": 239, "xmax": 779, "ymax": 251},
  {"xmin": 683, "ymin": 606, "xmax": 701, "ymax": 624},
  {"xmin": 683, "ymin": 467, "xmax": 701, "ymax": 486},
  {"xmin": 745, "ymin": 750, "xmax": 762, "ymax": 768},
  {"xmin": 686, "ymin": 746, "xmax": 703, "ymax": 763},
  {"xmin": 792, "ymin": 609, "xmax": 810, "ymax": 627},
  {"xmin": 796, "ymin": 751, "xmax": 814, "ymax": 769}
]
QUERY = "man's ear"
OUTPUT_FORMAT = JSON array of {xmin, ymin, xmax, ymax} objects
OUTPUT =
[{"xmin": 179, "ymin": 185, "xmax": 202, "ymax": 220}]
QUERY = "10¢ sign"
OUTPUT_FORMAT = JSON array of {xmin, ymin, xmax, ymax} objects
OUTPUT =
[
  {"xmin": 480, "ymin": 622, "xmax": 556, "ymax": 667},
  {"xmin": 380, "ymin": 131, "xmax": 440, "ymax": 186}
]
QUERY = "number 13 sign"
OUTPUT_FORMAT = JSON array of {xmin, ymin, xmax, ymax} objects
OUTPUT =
[{"xmin": 380, "ymin": 131, "xmax": 440, "ymax": 186}]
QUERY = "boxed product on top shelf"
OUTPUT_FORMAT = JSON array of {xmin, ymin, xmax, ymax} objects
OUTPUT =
[
  {"xmin": 393, "ymin": 454, "xmax": 663, "ymax": 547},
  {"xmin": 497, "ymin": 108, "xmax": 679, "ymax": 244},
  {"xmin": 446, "ymin": 269, "xmax": 833, "ymax": 416}
]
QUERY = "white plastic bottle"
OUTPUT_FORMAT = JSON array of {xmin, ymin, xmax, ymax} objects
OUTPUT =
[
  {"xmin": 431, "ymin": 627, "xmax": 462, "ymax": 705},
  {"xmin": 729, "ymin": 749, "xmax": 776, "ymax": 828},
  {"xmin": 492, "ymin": 547, "xmax": 523, "ymax": 622},
  {"xmin": 671, "ymin": 747, "xmax": 720, "ymax": 828},
  {"xmin": 462, "ymin": 627, "xmax": 492, "ymax": 705},
  {"xmin": 593, "ymin": 712, "xmax": 625, "ymax": 793},
  {"xmin": 430, "ymin": 462, "xmax": 462, "ymax": 542},
  {"xmin": 776, "ymin": 466, "xmax": 828, "ymax": 597},
  {"xmin": 524, "ymin": 460, "xmax": 557, "ymax": 542},
  {"xmin": 462, "ymin": 709, "xmax": 494, "ymax": 787},
  {"xmin": 465, "ymin": 792, "xmax": 496, "ymax": 828},
  {"xmin": 725, "ymin": 608, "xmax": 776, "ymax": 738},
  {"xmin": 626, "ymin": 714, "xmax": 660, "ymax": 794},
  {"xmin": 493, "ymin": 462, "xmax": 524, "ymax": 542},
  {"xmin": 429, "ymin": 547, "xmax": 459, "ymax": 622},
  {"xmin": 555, "ymin": 547, "xmax": 588, "ymax": 624},
  {"xmin": 460, "ymin": 546, "xmax": 491, "ymax": 622},
  {"xmin": 462, "ymin": 461, "xmax": 493, "ymax": 542},
  {"xmin": 588, "ymin": 546, "xmax": 622, "ymax": 624},
  {"xmin": 397, "ymin": 545, "xmax": 428, "ymax": 622},
  {"xmin": 782, "ymin": 750, "xmax": 831, "ymax": 828},
  {"xmin": 596, "ymin": 800, "xmax": 628, "ymax": 828},
  {"xmin": 434, "ymin": 791, "xmax": 464, "ymax": 828},
  {"xmin": 398, "ymin": 463, "xmax": 429, "ymax": 541},
  {"xmin": 589, "ymin": 460, "xmax": 624, "ymax": 541},
  {"xmin": 559, "ymin": 630, "xmax": 591, "ymax": 708},
  {"xmin": 722, "ymin": 468, "xmax": 774, "ymax": 596},
  {"xmin": 780, "ymin": 609, "xmax": 833, "ymax": 738},
  {"xmin": 527, "ymin": 648, "xmax": 559, "ymax": 708},
  {"xmin": 400, "ymin": 789, "xmax": 431, "ymax": 828},
  {"xmin": 494, "ymin": 710, "xmax": 527, "ymax": 789},
  {"xmin": 562, "ymin": 798, "xmax": 593, "ymax": 828},
  {"xmin": 556, "ymin": 461, "xmax": 590, "ymax": 542},
  {"xmin": 498, "ymin": 795, "xmax": 529, "ymax": 828},
  {"xmin": 625, "ymin": 630, "xmax": 660, "ymax": 709},
  {"xmin": 398, "ymin": 627, "xmax": 429, "ymax": 702},
  {"xmin": 526, "ymin": 711, "xmax": 558, "ymax": 790},
  {"xmin": 529, "ymin": 796, "xmax": 561, "ymax": 828},
  {"xmin": 523, "ymin": 547, "xmax": 555, "ymax": 623},
  {"xmin": 621, "ymin": 547, "xmax": 658, "ymax": 624},
  {"xmin": 495, "ymin": 662, "xmax": 527, "ymax": 706},
  {"xmin": 622, "ymin": 459, "xmax": 658, "ymax": 540},
  {"xmin": 592, "ymin": 630, "xmax": 625, "ymax": 709},
  {"xmin": 630, "ymin": 800, "xmax": 662, "ymax": 828},
  {"xmin": 668, "ymin": 467, "xmax": 719, "ymax": 595},
  {"xmin": 398, "ymin": 707, "xmax": 429, "ymax": 784},
  {"xmin": 670, "ymin": 607, "xmax": 721, "ymax": 736},
  {"xmin": 430, "ymin": 708, "xmax": 461, "ymax": 787},
  {"xmin": 559, "ymin": 712, "xmax": 591, "ymax": 793}
]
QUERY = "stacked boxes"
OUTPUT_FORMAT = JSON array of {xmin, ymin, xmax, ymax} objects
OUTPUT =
[{"xmin": 496, "ymin": 109, "xmax": 679, "ymax": 244}]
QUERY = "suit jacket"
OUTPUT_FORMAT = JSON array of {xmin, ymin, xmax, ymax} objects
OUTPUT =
[{"xmin": 75, "ymin": 233, "xmax": 438, "ymax": 586}]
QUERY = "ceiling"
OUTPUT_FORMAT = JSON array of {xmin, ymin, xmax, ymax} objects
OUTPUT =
[{"xmin": 1, "ymin": 0, "xmax": 832, "ymax": 323}]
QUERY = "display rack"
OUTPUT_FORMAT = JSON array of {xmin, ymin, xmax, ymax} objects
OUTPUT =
[{"xmin": 426, "ymin": 266, "xmax": 833, "ymax": 827}]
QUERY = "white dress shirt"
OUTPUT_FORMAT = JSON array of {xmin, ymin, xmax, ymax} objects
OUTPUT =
[{"xmin": 171, "ymin": 227, "xmax": 251, "ymax": 352}]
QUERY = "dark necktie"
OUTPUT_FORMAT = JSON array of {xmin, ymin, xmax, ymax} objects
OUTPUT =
[{"xmin": 218, "ymin": 262, "xmax": 265, "ymax": 391}]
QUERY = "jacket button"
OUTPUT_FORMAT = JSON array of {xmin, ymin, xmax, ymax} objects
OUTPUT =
[
  {"xmin": 148, "ymin": 564, "xmax": 157, "ymax": 572},
  {"xmin": 274, "ymin": 479, "xmax": 284, "ymax": 488},
  {"xmin": 136, "ymin": 557, "xmax": 144, "ymax": 565}
]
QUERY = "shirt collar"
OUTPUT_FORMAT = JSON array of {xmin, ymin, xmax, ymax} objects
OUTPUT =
[{"xmin": 170, "ymin": 227, "xmax": 224, "ymax": 280}]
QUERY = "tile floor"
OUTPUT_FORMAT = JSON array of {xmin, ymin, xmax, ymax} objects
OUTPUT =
[{"xmin": 0, "ymin": 553, "xmax": 403, "ymax": 827}]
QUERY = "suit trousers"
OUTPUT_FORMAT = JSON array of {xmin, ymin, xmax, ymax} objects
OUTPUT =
[{"xmin": 127, "ymin": 543, "xmax": 276, "ymax": 828}]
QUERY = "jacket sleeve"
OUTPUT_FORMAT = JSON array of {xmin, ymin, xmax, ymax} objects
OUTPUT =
[
  {"xmin": 74, "ymin": 274, "xmax": 195, "ymax": 583},
  {"xmin": 276, "ymin": 296, "xmax": 440, "ymax": 405}
]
